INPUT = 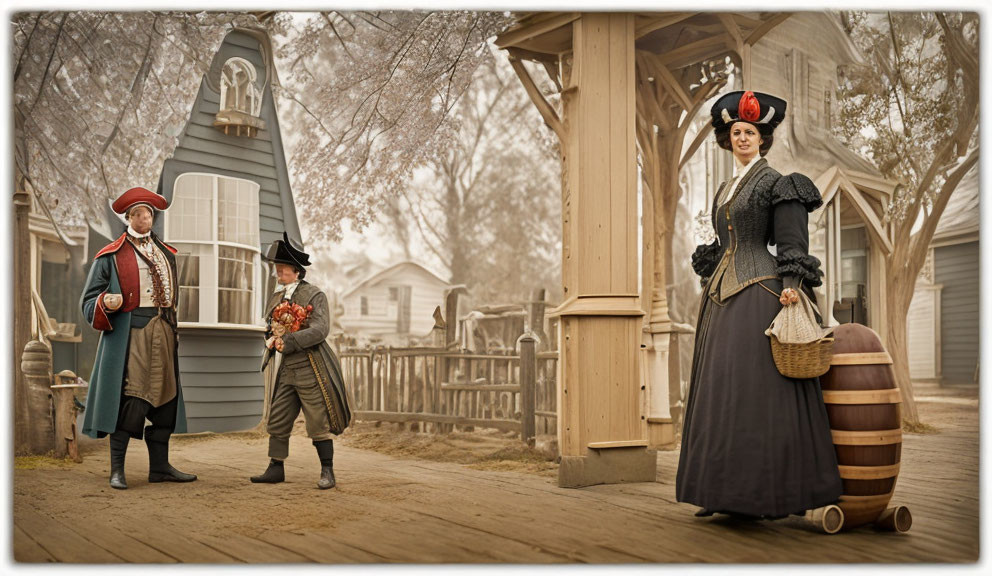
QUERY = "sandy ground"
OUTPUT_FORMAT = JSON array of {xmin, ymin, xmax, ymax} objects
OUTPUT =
[{"xmin": 11, "ymin": 382, "xmax": 979, "ymax": 563}]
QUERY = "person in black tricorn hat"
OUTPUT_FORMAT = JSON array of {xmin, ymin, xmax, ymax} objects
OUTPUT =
[
  {"xmin": 675, "ymin": 90, "xmax": 842, "ymax": 519},
  {"xmin": 251, "ymin": 232, "xmax": 351, "ymax": 489}
]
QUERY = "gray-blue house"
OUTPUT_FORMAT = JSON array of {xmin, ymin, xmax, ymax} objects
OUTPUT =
[{"xmin": 152, "ymin": 28, "xmax": 302, "ymax": 433}]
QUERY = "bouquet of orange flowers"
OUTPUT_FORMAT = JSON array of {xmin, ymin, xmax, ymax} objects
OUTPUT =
[
  {"xmin": 271, "ymin": 301, "xmax": 312, "ymax": 334},
  {"xmin": 268, "ymin": 301, "xmax": 313, "ymax": 351}
]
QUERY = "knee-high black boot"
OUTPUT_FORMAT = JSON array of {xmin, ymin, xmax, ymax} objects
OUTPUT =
[
  {"xmin": 314, "ymin": 439, "xmax": 335, "ymax": 490},
  {"xmin": 145, "ymin": 426, "xmax": 197, "ymax": 483},
  {"xmin": 109, "ymin": 431, "xmax": 130, "ymax": 490}
]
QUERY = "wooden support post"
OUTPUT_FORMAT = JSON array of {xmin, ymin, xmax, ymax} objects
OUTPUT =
[
  {"xmin": 13, "ymin": 187, "xmax": 32, "ymax": 454},
  {"xmin": 518, "ymin": 334, "xmax": 537, "ymax": 445},
  {"xmin": 548, "ymin": 13, "xmax": 655, "ymax": 488},
  {"xmin": 527, "ymin": 289, "xmax": 548, "ymax": 349},
  {"xmin": 51, "ymin": 371, "xmax": 86, "ymax": 462},
  {"xmin": 444, "ymin": 288, "xmax": 464, "ymax": 349}
]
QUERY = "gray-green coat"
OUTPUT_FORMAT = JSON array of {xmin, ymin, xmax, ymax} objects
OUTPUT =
[{"xmin": 263, "ymin": 281, "xmax": 352, "ymax": 434}]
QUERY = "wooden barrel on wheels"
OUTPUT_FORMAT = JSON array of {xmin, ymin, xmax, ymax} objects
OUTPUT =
[{"xmin": 819, "ymin": 323, "xmax": 911, "ymax": 532}]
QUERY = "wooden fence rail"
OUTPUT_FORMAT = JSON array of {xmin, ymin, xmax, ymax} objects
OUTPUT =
[{"xmin": 339, "ymin": 335, "xmax": 558, "ymax": 443}]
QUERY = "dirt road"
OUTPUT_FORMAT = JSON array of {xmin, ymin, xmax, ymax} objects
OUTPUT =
[{"xmin": 12, "ymin": 385, "xmax": 978, "ymax": 563}]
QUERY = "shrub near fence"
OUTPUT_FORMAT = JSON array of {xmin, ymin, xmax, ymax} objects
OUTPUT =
[{"xmin": 339, "ymin": 335, "xmax": 558, "ymax": 443}]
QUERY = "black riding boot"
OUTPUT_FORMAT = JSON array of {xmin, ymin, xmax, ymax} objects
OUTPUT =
[
  {"xmin": 250, "ymin": 459, "xmax": 285, "ymax": 483},
  {"xmin": 145, "ymin": 427, "xmax": 197, "ymax": 483},
  {"xmin": 109, "ymin": 431, "xmax": 130, "ymax": 490},
  {"xmin": 314, "ymin": 439, "xmax": 336, "ymax": 490}
]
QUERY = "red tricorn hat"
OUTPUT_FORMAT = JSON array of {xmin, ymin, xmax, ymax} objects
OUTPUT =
[{"xmin": 111, "ymin": 187, "xmax": 169, "ymax": 215}]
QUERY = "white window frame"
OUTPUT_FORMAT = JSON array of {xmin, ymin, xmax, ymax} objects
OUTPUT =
[
  {"xmin": 219, "ymin": 57, "xmax": 262, "ymax": 117},
  {"xmin": 166, "ymin": 172, "xmax": 264, "ymax": 330}
]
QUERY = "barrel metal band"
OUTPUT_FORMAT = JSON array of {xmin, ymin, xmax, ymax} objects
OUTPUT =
[
  {"xmin": 838, "ymin": 462, "xmax": 901, "ymax": 480},
  {"xmin": 839, "ymin": 490, "xmax": 895, "ymax": 504},
  {"xmin": 822, "ymin": 388, "xmax": 902, "ymax": 405},
  {"xmin": 830, "ymin": 352, "xmax": 893, "ymax": 365},
  {"xmin": 831, "ymin": 428, "xmax": 902, "ymax": 446}
]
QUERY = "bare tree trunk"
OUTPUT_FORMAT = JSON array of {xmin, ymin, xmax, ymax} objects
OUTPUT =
[{"xmin": 886, "ymin": 289, "xmax": 919, "ymax": 425}]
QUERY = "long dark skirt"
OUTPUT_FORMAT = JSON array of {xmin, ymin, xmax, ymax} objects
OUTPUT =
[{"xmin": 676, "ymin": 279, "xmax": 842, "ymax": 517}]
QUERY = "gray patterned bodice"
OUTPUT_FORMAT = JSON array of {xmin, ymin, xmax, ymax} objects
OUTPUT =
[{"xmin": 707, "ymin": 158, "xmax": 782, "ymax": 303}]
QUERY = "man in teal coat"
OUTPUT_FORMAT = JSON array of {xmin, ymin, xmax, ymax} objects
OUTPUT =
[{"xmin": 80, "ymin": 187, "xmax": 196, "ymax": 489}]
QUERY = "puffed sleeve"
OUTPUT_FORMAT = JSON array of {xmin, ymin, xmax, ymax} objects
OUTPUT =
[
  {"xmin": 772, "ymin": 173, "xmax": 824, "ymax": 290},
  {"xmin": 691, "ymin": 239, "xmax": 722, "ymax": 286}
]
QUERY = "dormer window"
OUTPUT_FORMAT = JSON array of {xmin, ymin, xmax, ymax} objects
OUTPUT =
[{"xmin": 214, "ymin": 57, "xmax": 266, "ymax": 137}]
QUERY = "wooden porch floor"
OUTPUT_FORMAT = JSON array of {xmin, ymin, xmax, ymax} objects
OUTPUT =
[{"xmin": 13, "ymin": 384, "xmax": 979, "ymax": 564}]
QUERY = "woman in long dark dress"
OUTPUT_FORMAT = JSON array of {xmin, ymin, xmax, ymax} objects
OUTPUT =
[{"xmin": 675, "ymin": 90, "xmax": 842, "ymax": 519}]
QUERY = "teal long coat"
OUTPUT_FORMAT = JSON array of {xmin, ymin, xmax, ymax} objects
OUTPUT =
[{"xmin": 79, "ymin": 237, "xmax": 187, "ymax": 438}]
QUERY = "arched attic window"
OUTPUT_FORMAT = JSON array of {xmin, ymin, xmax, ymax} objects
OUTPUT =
[{"xmin": 214, "ymin": 57, "xmax": 266, "ymax": 137}]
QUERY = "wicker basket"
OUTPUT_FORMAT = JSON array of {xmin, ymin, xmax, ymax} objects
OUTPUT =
[{"xmin": 770, "ymin": 335, "xmax": 835, "ymax": 379}]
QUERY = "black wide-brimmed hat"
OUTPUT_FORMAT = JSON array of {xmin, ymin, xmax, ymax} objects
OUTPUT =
[
  {"xmin": 264, "ymin": 231, "xmax": 311, "ymax": 277},
  {"xmin": 710, "ymin": 90, "xmax": 787, "ymax": 132}
]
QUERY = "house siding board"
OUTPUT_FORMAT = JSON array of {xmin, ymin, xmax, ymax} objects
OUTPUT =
[
  {"xmin": 186, "ymin": 415, "xmax": 261, "ymax": 434},
  {"xmin": 260, "ymin": 215, "xmax": 285, "ymax": 234},
  {"xmin": 171, "ymin": 149, "xmax": 279, "ymax": 181},
  {"xmin": 179, "ymin": 134, "xmax": 277, "ymax": 168},
  {"xmin": 260, "ymin": 190, "xmax": 282, "ymax": 206},
  {"xmin": 183, "ymin": 124, "xmax": 275, "ymax": 153},
  {"xmin": 184, "ymin": 399, "xmax": 263, "ymax": 419},
  {"xmin": 907, "ymin": 286, "xmax": 937, "ymax": 379},
  {"xmin": 177, "ymin": 328, "xmax": 264, "ymax": 433},
  {"xmin": 935, "ymin": 241, "xmax": 979, "ymax": 384},
  {"xmin": 259, "ymin": 204, "xmax": 284, "ymax": 219},
  {"xmin": 178, "ymin": 330, "xmax": 263, "ymax": 357},
  {"xmin": 180, "ymin": 356, "xmax": 266, "ymax": 373},
  {"xmin": 181, "ymin": 372, "xmax": 264, "ymax": 389},
  {"xmin": 258, "ymin": 82, "xmax": 302, "ymax": 246},
  {"xmin": 181, "ymin": 385, "xmax": 265, "ymax": 403}
]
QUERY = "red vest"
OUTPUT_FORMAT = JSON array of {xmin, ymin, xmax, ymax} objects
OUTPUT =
[{"xmin": 94, "ymin": 233, "xmax": 178, "ymax": 313}]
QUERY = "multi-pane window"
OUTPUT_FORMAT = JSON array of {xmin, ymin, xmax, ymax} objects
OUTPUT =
[
  {"xmin": 219, "ymin": 57, "xmax": 262, "ymax": 117},
  {"xmin": 167, "ymin": 173, "xmax": 261, "ymax": 326}
]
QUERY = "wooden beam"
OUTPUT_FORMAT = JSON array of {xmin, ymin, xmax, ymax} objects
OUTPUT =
[
  {"xmin": 495, "ymin": 12, "xmax": 580, "ymax": 49},
  {"xmin": 745, "ymin": 13, "xmax": 792, "ymax": 46},
  {"xmin": 640, "ymin": 52, "xmax": 693, "ymax": 111},
  {"xmin": 732, "ymin": 14, "xmax": 764, "ymax": 29},
  {"xmin": 634, "ymin": 13, "xmax": 696, "ymax": 39},
  {"xmin": 741, "ymin": 42, "xmax": 752, "ymax": 90},
  {"xmin": 717, "ymin": 13, "xmax": 743, "ymax": 47},
  {"xmin": 814, "ymin": 165, "xmax": 840, "ymax": 204},
  {"xmin": 839, "ymin": 176, "xmax": 895, "ymax": 254},
  {"xmin": 504, "ymin": 46, "xmax": 560, "ymax": 65},
  {"xmin": 656, "ymin": 35, "xmax": 732, "ymax": 69},
  {"xmin": 507, "ymin": 51, "xmax": 564, "ymax": 140},
  {"xmin": 679, "ymin": 123, "xmax": 714, "ymax": 171},
  {"xmin": 636, "ymin": 77, "xmax": 670, "ymax": 134},
  {"xmin": 588, "ymin": 439, "xmax": 649, "ymax": 449}
]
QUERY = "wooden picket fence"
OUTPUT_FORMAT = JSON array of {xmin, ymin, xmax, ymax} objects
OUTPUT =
[{"xmin": 339, "ymin": 335, "xmax": 558, "ymax": 442}]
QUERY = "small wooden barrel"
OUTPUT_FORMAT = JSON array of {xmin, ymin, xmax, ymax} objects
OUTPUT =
[{"xmin": 819, "ymin": 323, "xmax": 907, "ymax": 531}]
